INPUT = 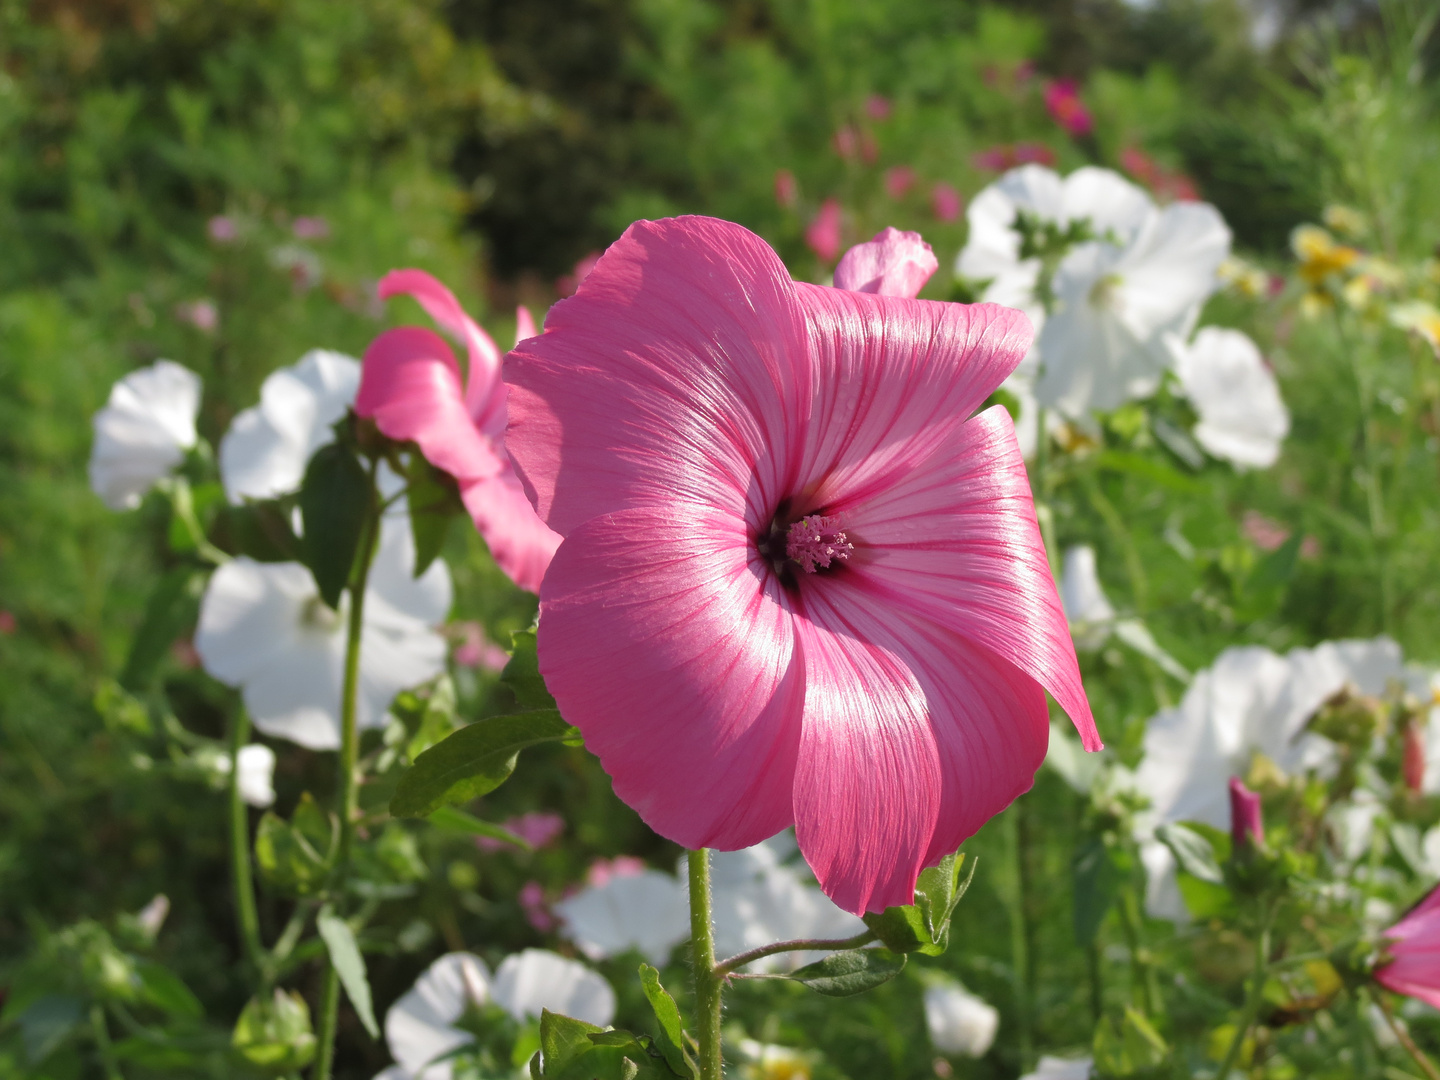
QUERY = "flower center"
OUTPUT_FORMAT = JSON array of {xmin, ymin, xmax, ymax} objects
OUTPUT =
[
  {"xmin": 1088, "ymin": 272, "xmax": 1124, "ymax": 311},
  {"xmin": 783, "ymin": 513, "xmax": 854, "ymax": 574},
  {"xmin": 301, "ymin": 595, "xmax": 343, "ymax": 633}
]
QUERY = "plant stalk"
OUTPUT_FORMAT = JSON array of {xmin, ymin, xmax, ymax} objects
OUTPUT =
[
  {"xmin": 228, "ymin": 707, "xmax": 265, "ymax": 975},
  {"xmin": 714, "ymin": 930, "xmax": 877, "ymax": 977},
  {"xmin": 688, "ymin": 848, "xmax": 724, "ymax": 1080},
  {"xmin": 1378, "ymin": 992, "xmax": 1440, "ymax": 1080},
  {"xmin": 90, "ymin": 1004, "xmax": 124, "ymax": 1080},
  {"xmin": 1216, "ymin": 918, "xmax": 1271, "ymax": 1080}
]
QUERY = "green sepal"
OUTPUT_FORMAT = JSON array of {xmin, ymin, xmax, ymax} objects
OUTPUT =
[
  {"xmin": 502, "ymin": 628, "xmax": 557, "ymax": 710},
  {"xmin": 253, "ymin": 793, "xmax": 334, "ymax": 896},
  {"xmin": 863, "ymin": 853, "xmax": 974, "ymax": 955},
  {"xmin": 787, "ymin": 948, "xmax": 906, "ymax": 996},
  {"xmin": 390, "ymin": 710, "xmax": 577, "ymax": 818},
  {"xmin": 232, "ymin": 989, "xmax": 317, "ymax": 1071}
]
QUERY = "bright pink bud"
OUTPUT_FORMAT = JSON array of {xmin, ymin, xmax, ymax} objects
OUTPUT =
[
  {"xmin": 774, "ymin": 168, "xmax": 798, "ymax": 209},
  {"xmin": 932, "ymin": 183, "xmax": 963, "ymax": 223},
  {"xmin": 884, "ymin": 165, "xmax": 916, "ymax": 200},
  {"xmin": 1229, "ymin": 777, "xmax": 1264, "ymax": 848},
  {"xmin": 1044, "ymin": 78, "xmax": 1093, "ymax": 137},
  {"xmin": 1405, "ymin": 723, "xmax": 1427, "ymax": 793},
  {"xmin": 805, "ymin": 198, "xmax": 843, "ymax": 263},
  {"xmin": 834, "ymin": 227, "xmax": 939, "ymax": 298}
]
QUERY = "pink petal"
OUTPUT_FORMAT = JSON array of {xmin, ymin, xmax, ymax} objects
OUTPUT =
[
  {"xmin": 840, "ymin": 405, "xmax": 1098, "ymax": 748},
  {"xmin": 791, "ymin": 575, "xmax": 1050, "ymax": 912},
  {"xmin": 459, "ymin": 470, "xmax": 561, "ymax": 594},
  {"xmin": 378, "ymin": 269, "xmax": 505, "ymax": 431},
  {"xmin": 515, "ymin": 305, "xmax": 539, "ymax": 345},
  {"xmin": 537, "ymin": 504, "xmax": 803, "ymax": 850},
  {"xmin": 505, "ymin": 217, "xmax": 812, "ymax": 538},
  {"xmin": 833, "ymin": 228, "xmax": 938, "ymax": 298},
  {"xmin": 790, "ymin": 285, "xmax": 1033, "ymax": 516},
  {"xmin": 357, "ymin": 327, "xmax": 504, "ymax": 483}
]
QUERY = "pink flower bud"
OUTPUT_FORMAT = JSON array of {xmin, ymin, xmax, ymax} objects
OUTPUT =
[
  {"xmin": 1229, "ymin": 777, "xmax": 1264, "ymax": 848},
  {"xmin": 884, "ymin": 166, "xmax": 916, "ymax": 200},
  {"xmin": 931, "ymin": 183, "xmax": 963, "ymax": 223},
  {"xmin": 805, "ymin": 198, "xmax": 843, "ymax": 264},
  {"xmin": 834, "ymin": 227, "xmax": 938, "ymax": 298},
  {"xmin": 1043, "ymin": 78, "xmax": 1094, "ymax": 137},
  {"xmin": 1405, "ymin": 723, "xmax": 1426, "ymax": 794},
  {"xmin": 774, "ymin": 168, "xmax": 798, "ymax": 209}
]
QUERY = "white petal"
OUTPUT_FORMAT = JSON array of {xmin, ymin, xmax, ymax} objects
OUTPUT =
[
  {"xmin": 1172, "ymin": 328, "xmax": 1288, "ymax": 469},
  {"xmin": 1021, "ymin": 1056, "xmax": 1094, "ymax": 1080},
  {"xmin": 368, "ymin": 513, "xmax": 454, "ymax": 626},
  {"xmin": 220, "ymin": 350, "xmax": 360, "ymax": 502},
  {"xmin": 924, "ymin": 983, "xmax": 999, "ymax": 1057},
  {"xmin": 384, "ymin": 953, "xmax": 490, "ymax": 1080},
  {"xmin": 88, "ymin": 360, "xmax": 201, "ymax": 510},
  {"xmin": 553, "ymin": 870, "xmax": 690, "ymax": 965},
  {"xmin": 236, "ymin": 744, "xmax": 276, "ymax": 808},
  {"xmin": 491, "ymin": 950, "xmax": 615, "ymax": 1027},
  {"xmin": 1059, "ymin": 167, "xmax": 1153, "ymax": 241},
  {"xmin": 1059, "ymin": 545, "xmax": 1115, "ymax": 638},
  {"xmin": 1111, "ymin": 202, "xmax": 1231, "ymax": 340},
  {"xmin": 1139, "ymin": 840, "xmax": 1188, "ymax": 922}
]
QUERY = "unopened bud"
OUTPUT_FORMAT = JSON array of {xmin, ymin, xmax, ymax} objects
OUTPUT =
[{"xmin": 1230, "ymin": 776, "xmax": 1264, "ymax": 849}]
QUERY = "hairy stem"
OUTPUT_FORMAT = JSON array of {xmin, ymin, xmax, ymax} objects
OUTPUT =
[
  {"xmin": 688, "ymin": 849, "xmax": 724, "ymax": 1080},
  {"xmin": 228, "ymin": 707, "xmax": 265, "ymax": 975},
  {"xmin": 311, "ymin": 465, "xmax": 381, "ymax": 1080},
  {"xmin": 714, "ymin": 930, "xmax": 877, "ymax": 978}
]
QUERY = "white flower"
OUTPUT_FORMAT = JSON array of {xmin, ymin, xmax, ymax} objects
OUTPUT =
[
  {"xmin": 89, "ymin": 360, "xmax": 202, "ymax": 510},
  {"xmin": 1169, "ymin": 327, "xmax": 1289, "ymax": 468},
  {"xmin": 553, "ymin": 869, "xmax": 690, "ymax": 965},
  {"xmin": 194, "ymin": 513, "xmax": 451, "ymax": 749},
  {"xmin": 376, "ymin": 949, "xmax": 614, "ymax": 1080},
  {"xmin": 1021, "ymin": 1056, "xmax": 1093, "ymax": 1080},
  {"xmin": 734, "ymin": 1039, "xmax": 816, "ymax": 1080},
  {"xmin": 1058, "ymin": 546, "xmax": 1188, "ymax": 679},
  {"xmin": 924, "ymin": 982, "xmax": 999, "ymax": 1057},
  {"xmin": 219, "ymin": 350, "xmax": 360, "ymax": 502},
  {"xmin": 1132, "ymin": 638, "xmax": 1403, "ymax": 918},
  {"xmin": 217, "ymin": 743, "xmax": 277, "ymax": 807},
  {"xmin": 491, "ymin": 949, "xmax": 615, "ymax": 1027}
]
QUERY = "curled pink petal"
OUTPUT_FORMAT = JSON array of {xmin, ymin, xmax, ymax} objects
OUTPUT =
[
  {"xmin": 506, "ymin": 215, "xmax": 1095, "ymax": 912},
  {"xmin": 833, "ymin": 227, "xmax": 939, "ymax": 298}
]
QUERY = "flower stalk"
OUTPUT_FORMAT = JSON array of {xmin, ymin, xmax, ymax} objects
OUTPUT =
[
  {"xmin": 1215, "ymin": 915, "xmax": 1271, "ymax": 1080},
  {"xmin": 228, "ymin": 706, "xmax": 264, "ymax": 974},
  {"xmin": 688, "ymin": 849, "xmax": 724, "ymax": 1080}
]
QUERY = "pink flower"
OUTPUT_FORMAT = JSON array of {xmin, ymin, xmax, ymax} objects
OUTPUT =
[
  {"xmin": 519, "ymin": 880, "xmax": 558, "ymax": 932},
  {"xmin": 557, "ymin": 252, "xmax": 601, "ymax": 298},
  {"xmin": 931, "ymin": 183, "xmax": 963, "ymax": 223},
  {"xmin": 451, "ymin": 621, "xmax": 509, "ymax": 671},
  {"xmin": 832, "ymin": 126, "xmax": 860, "ymax": 160},
  {"xmin": 1229, "ymin": 777, "xmax": 1263, "ymax": 848},
  {"xmin": 1241, "ymin": 510, "xmax": 1290, "ymax": 551},
  {"xmin": 1405, "ymin": 723, "xmax": 1426, "ymax": 794},
  {"xmin": 1014, "ymin": 142, "xmax": 1056, "ymax": 166},
  {"xmin": 866, "ymin": 94, "xmax": 892, "ymax": 121},
  {"xmin": 207, "ymin": 216, "xmax": 237, "ymax": 243},
  {"xmin": 1121, "ymin": 147, "xmax": 1199, "ymax": 203},
  {"xmin": 477, "ymin": 811, "xmax": 566, "ymax": 853},
  {"xmin": 0, "ymin": 611, "xmax": 15, "ymax": 635},
  {"xmin": 503, "ymin": 216, "xmax": 1098, "ymax": 914},
  {"xmin": 586, "ymin": 856, "xmax": 648, "ymax": 888},
  {"xmin": 971, "ymin": 143, "xmax": 1056, "ymax": 173},
  {"xmin": 356, "ymin": 271, "xmax": 561, "ymax": 592},
  {"xmin": 774, "ymin": 169, "xmax": 798, "ymax": 209},
  {"xmin": 1043, "ymin": 78, "xmax": 1093, "ymax": 137},
  {"xmin": 884, "ymin": 166, "xmax": 916, "ymax": 200},
  {"xmin": 834, "ymin": 227, "xmax": 939, "ymax": 298},
  {"xmin": 805, "ymin": 199, "xmax": 843, "ymax": 264},
  {"xmin": 292, "ymin": 216, "xmax": 330, "ymax": 240},
  {"xmin": 176, "ymin": 299, "xmax": 218, "ymax": 334},
  {"xmin": 1377, "ymin": 884, "xmax": 1440, "ymax": 1008}
]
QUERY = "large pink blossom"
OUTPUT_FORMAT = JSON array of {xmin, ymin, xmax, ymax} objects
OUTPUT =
[
  {"xmin": 356, "ymin": 270, "xmax": 560, "ymax": 592},
  {"xmin": 1377, "ymin": 885, "xmax": 1440, "ymax": 1008},
  {"xmin": 503, "ymin": 217, "xmax": 1097, "ymax": 914}
]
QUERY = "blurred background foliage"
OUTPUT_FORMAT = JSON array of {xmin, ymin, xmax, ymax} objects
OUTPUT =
[{"xmin": 2, "ymin": 0, "xmax": 1440, "ymax": 1076}]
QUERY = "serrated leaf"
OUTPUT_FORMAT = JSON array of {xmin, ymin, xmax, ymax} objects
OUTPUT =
[
  {"xmin": 427, "ymin": 806, "xmax": 530, "ymax": 850},
  {"xmin": 120, "ymin": 567, "xmax": 205, "ymax": 689},
  {"xmin": 503, "ymin": 629, "xmax": 556, "ymax": 709},
  {"xmin": 1072, "ymin": 838, "xmax": 1123, "ymax": 946},
  {"xmin": 390, "ymin": 710, "xmax": 576, "ymax": 818},
  {"xmin": 916, "ymin": 852, "xmax": 975, "ymax": 946},
  {"xmin": 639, "ymin": 965, "xmax": 693, "ymax": 1077},
  {"xmin": 316, "ymin": 908, "xmax": 378, "ymax": 1039},
  {"xmin": 788, "ymin": 948, "xmax": 905, "ymax": 996},
  {"xmin": 1156, "ymin": 822, "xmax": 1224, "ymax": 884},
  {"xmin": 299, "ymin": 442, "xmax": 371, "ymax": 608},
  {"xmin": 406, "ymin": 455, "xmax": 464, "ymax": 576}
]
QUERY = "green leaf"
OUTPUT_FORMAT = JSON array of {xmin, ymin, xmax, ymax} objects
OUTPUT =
[
  {"xmin": 390, "ymin": 710, "xmax": 577, "ymax": 818},
  {"xmin": 299, "ymin": 441, "xmax": 371, "ymax": 608},
  {"xmin": 787, "ymin": 948, "xmax": 905, "ymax": 996},
  {"xmin": 502, "ymin": 629, "xmax": 557, "ymax": 710},
  {"xmin": 539, "ymin": 1010, "xmax": 606, "ymax": 1075},
  {"xmin": 93, "ymin": 680, "xmax": 152, "ymax": 737},
  {"xmin": 1155, "ymin": 822, "xmax": 1224, "ymax": 884},
  {"xmin": 134, "ymin": 961, "xmax": 202, "ymax": 1018},
  {"xmin": 232, "ymin": 990, "xmax": 317, "ymax": 1071},
  {"xmin": 1096, "ymin": 450, "xmax": 1205, "ymax": 494},
  {"xmin": 639, "ymin": 965, "xmax": 693, "ymax": 1078},
  {"xmin": 1072, "ymin": 838, "xmax": 1124, "ymax": 946},
  {"xmin": 253, "ymin": 794, "xmax": 332, "ymax": 896},
  {"xmin": 406, "ymin": 455, "xmax": 464, "ymax": 576},
  {"xmin": 1093, "ymin": 1006, "xmax": 1169, "ymax": 1075},
  {"xmin": 407, "ymin": 676, "xmax": 460, "ymax": 761},
  {"xmin": 316, "ymin": 907, "xmax": 379, "ymax": 1039},
  {"xmin": 217, "ymin": 499, "xmax": 302, "ymax": 562},
  {"xmin": 427, "ymin": 806, "xmax": 531, "ymax": 850},
  {"xmin": 1248, "ymin": 529, "xmax": 1304, "ymax": 594},
  {"xmin": 14, "ymin": 994, "xmax": 83, "ymax": 1063},
  {"xmin": 120, "ymin": 567, "xmax": 205, "ymax": 689}
]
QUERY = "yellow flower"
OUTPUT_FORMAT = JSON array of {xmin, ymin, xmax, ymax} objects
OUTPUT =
[
  {"xmin": 1391, "ymin": 301, "xmax": 1440, "ymax": 355},
  {"xmin": 1291, "ymin": 224, "xmax": 1360, "ymax": 285},
  {"xmin": 737, "ymin": 1041, "xmax": 815, "ymax": 1080},
  {"xmin": 1322, "ymin": 204, "xmax": 1366, "ymax": 239},
  {"xmin": 1219, "ymin": 257, "xmax": 1271, "ymax": 299}
]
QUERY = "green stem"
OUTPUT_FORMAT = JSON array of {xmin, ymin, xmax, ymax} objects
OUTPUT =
[
  {"xmin": 688, "ymin": 849, "xmax": 724, "ymax": 1080},
  {"xmin": 1117, "ymin": 888, "xmax": 1159, "ymax": 1016},
  {"xmin": 1334, "ymin": 310, "xmax": 1391, "ymax": 631},
  {"xmin": 1378, "ymin": 992, "xmax": 1440, "ymax": 1080},
  {"xmin": 1007, "ymin": 805, "xmax": 1034, "ymax": 1071},
  {"xmin": 311, "ymin": 466, "xmax": 381, "ymax": 1080},
  {"xmin": 228, "ymin": 708, "xmax": 265, "ymax": 975},
  {"xmin": 714, "ymin": 930, "xmax": 876, "ymax": 977},
  {"xmin": 90, "ymin": 1005, "xmax": 124, "ymax": 1080},
  {"xmin": 1216, "ymin": 917, "xmax": 1271, "ymax": 1080}
]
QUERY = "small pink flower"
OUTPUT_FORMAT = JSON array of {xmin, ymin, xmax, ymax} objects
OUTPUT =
[
  {"xmin": 971, "ymin": 143, "xmax": 1056, "ymax": 172},
  {"xmin": 774, "ymin": 169, "xmax": 798, "ymax": 209},
  {"xmin": 519, "ymin": 880, "xmax": 558, "ymax": 932},
  {"xmin": 805, "ymin": 198, "xmax": 843, "ymax": 264},
  {"xmin": 292, "ymin": 216, "xmax": 330, "ymax": 240},
  {"xmin": 931, "ymin": 183, "xmax": 963, "ymax": 223},
  {"xmin": 1229, "ymin": 777, "xmax": 1263, "ymax": 848},
  {"xmin": 860, "ymin": 130, "xmax": 879, "ymax": 164},
  {"xmin": 865, "ymin": 94, "xmax": 892, "ymax": 121},
  {"xmin": 1405, "ymin": 723, "xmax": 1426, "ymax": 794},
  {"xmin": 1376, "ymin": 884, "xmax": 1440, "ymax": 1008},
  {"xmin": 586, "ymin": 856, "xmax": 648, "ymax": 889},
  {"xmin": 834, "ymin": 227, "xmax": 939, "ymax": 298},
  {"xmin": 176, "ymin": 299, "xmax": 218, "ymax": 334},
  {"xmin": 1013, "ymin": 142, "xmax": 1056, "ymax": 166},
  {"xmin": 1241, "ymin": 510, "xmax": 1291, "ymax": 551},
  {"xmin": 356, "ymin": 271, "xmax": 561, "ymax": 592},
  {"xmin": 504, "ymin": 216, "xmax": 1097, "ymax": 913},
  {"xmin": 884, "ymin": 166, "xmax": 916, "ymax": 200},
  {"xmin": 477, "ymin": 811, "xmax": 566, "ymax": 853},
  {"xmin": 557, "ymin": 252, "xmax": 601, "ymax": 298},
  {"xmin": 832, "ymin": 126, "xmax": 860, "ymax": 160},
  {"xmin": 1043, "ymin": 78, "xmax": 1093, "ymax": 137},
  {"xmin": 207, "ymin": 216, "xmax": 237, "ymax": 243},
  {"xmin": 451, "ymin": 621, "xmax": 509, "ymax": 671},
  {"xmin": 0, "ymin": 611, "xmax": 15, "ymax": 635}
]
